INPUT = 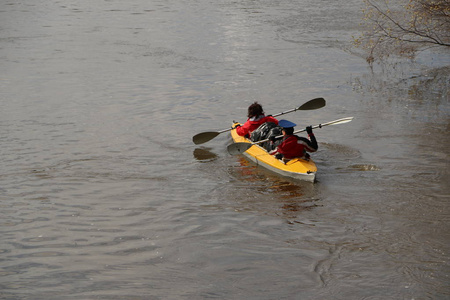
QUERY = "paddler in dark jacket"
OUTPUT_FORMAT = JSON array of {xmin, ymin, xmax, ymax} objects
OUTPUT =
[
  {"xmin": 234, "ymin": 102, "xmax": 278, "ymax": 137},
  {"xmin": 269, "ymin": 120, "xmax": 318, "ymax": 161}
]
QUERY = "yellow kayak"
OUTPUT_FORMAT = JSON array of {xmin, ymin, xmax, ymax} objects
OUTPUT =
[{"xmin": 230, "ymin": 123, "xmax": 317, "ymax": 182}]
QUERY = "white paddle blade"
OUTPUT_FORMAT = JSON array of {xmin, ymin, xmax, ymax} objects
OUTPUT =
[
  {"xmin": 323, "ymin": 117, "xmax": 354, "ymax": 126},
  {"xmin": 227, "ymin": 142, "xmax": 253, "ymax": 155}
]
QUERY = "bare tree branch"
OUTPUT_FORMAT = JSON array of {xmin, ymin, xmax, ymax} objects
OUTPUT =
[{"xmin": 354, "ymin": 0, "xmax": 450, "ymax": 63}]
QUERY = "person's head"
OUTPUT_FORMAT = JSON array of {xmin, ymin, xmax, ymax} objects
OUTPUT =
[
  {"xmin": 247, "ymin": 102, "xmax": 264, "ymax": 118},
  {"xmin": 278, "ymin": 119, "xmax": 296, "ymax": 136},
  {"xmin": 282, "ymin": 127, "xmax": 294, "ymax": 135}
]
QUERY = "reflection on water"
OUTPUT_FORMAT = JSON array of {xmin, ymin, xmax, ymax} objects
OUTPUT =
[
  {"xmin": 227, "ymin": 156, "xmax": 320, "ymax": 219},
  {"xmin": 193, "ymin": 147, "xmax": 218, "ymax": 162}
]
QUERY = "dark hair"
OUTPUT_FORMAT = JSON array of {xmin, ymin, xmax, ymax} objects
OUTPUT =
[
  {"xmin": 247, "ymin": 102, "xmax": 264, "ymax": 118},
  {"xmin": 283, "ymin": 127, "xmax": 294, "ymax": 135}
]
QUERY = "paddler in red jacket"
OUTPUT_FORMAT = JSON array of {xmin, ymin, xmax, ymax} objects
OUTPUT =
[
  {"xmin": 234, "ymin": 102, "xmax": 279, "ymax": 137},
  {"xmin": 269, "ymin": 120, "xmax": 318, "ymax": 162}
]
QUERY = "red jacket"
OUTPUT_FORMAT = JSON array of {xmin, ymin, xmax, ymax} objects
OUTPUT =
[
  {"xmin": 272, "ymin": 134, "xmax": 318, "ymax": 159},
  {"xmin": 236, "ymin": 115, "xmax": 278, "ymax": 137}
]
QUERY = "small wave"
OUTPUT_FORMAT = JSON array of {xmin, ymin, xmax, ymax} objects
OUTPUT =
[
  {"xmin": 348, "ymin": 164, "xmax": 380, "ymax": 171},
  {"xmin": 320, "ymin": 142, "xmax": 362, "ymax": 159}
]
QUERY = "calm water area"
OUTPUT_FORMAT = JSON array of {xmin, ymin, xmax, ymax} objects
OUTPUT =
[{"xmin": 1, "ymin": 0, "xmax": 449, "ymax": 299}]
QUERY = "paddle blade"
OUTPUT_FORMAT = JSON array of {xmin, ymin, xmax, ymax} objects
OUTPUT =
[
  {"xmin": 193, "ymin": 131, "xmax": 220, "ymax": 145},
  {"xmin": 227, "ymin": 142, "xmax": 253, "ymax": 155},
  {"xmin": 298, "ymin": 98, "xmax": 326, "ymax": 110},
  {"xmin": 321, "ymin": 117, "xmax": 353, "ymax": 127}
]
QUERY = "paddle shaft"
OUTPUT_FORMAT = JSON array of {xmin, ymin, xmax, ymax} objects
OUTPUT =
[
  {"xmin": 221, "ymin": 105, "xmax": 319, "ymax": 134},
  {"xmin": 271, "ymin": 98, "xmax": 325, "ymax": 118},
  {"xmin": 220, "ymin": 106, "xmax": 304, "ymax": 134},
  {"xmin": 223, "ymin": 98, "xmax": 325, "ymax": 132},
  {"xmin": 226, "ymin": 117, "xmax": 354, "ymax": 155},
  {"xmin": 192, "ymin": 98, "xmax": 325, "ymax": 144},
  {"xmin": 254, "ymin": 117, "xmax": 354, "ymax": 145}
]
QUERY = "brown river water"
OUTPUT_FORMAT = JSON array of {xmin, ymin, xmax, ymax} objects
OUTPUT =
[{"xmin": 1, "ymin": 0, "xmax": 449, "ymax": 299}]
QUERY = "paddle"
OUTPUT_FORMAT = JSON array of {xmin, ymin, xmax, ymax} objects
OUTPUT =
[
  {"xmin": 192, "ymin": 98, "xmax": 326, "ymax": 145},
  {"xmin": 227, "ymin": 117, "xmax": 354, "ymax": 155}
]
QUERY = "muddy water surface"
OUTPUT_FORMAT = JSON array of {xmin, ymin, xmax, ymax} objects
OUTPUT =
[{"xmin": 1, "ymin": 0, "xmax": 449, "ymax": 299}]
